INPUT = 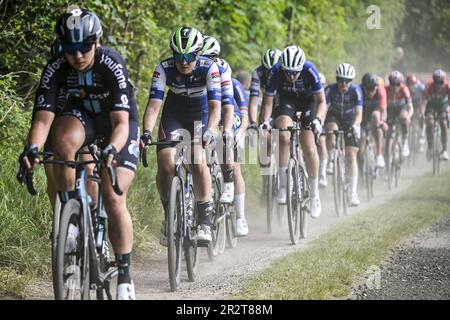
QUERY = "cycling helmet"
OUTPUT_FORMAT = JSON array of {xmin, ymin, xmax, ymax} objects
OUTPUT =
[
  {"xmin": 336, "ymin": 63, "xmax": 356, "ymax": 80},
  {"xmin": 280, "ymin": 45, "xmax": 306, "ymax": 72},
  {"xmin": 319, "ymin": 73, "xmax": 326, "ymax": 86},
  {"xmin": 362, "ymin": 72, "xmax": 379, "ymax": 89},
  {"xmin": 262, "ymin": 48, "xmax": 281, "ymax": 70},
  {"xmin": 406, "ymin": 73, "xmax": 418, "ymax": 85},
  {"xmin": 388, "ymin": 70, "xmax": 404, "ymax": 86},
  {"xmin": 171, "ymin": 26, "xmax": 203, "ymax": 54},
  {"xmin": 201, "ymin": 35, "xmax": 221, "ymax": 57},
  {"xmin": 432, "ymin": 69, "xmax": 447, "ymax": 84},
  {"xmin": 56, "ymin": 8, "xmax": 103, "ymax": 43}
]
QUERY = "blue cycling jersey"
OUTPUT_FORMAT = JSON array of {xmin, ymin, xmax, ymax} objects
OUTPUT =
[
  {"xmin": 232, "ymin": 78, "xmax": 248, "ymax": 116},
  {"xmin": 149, "ymin": 56, "xmax": 222, "ymax": 114},
  {"xmin": 250, "ymin": 65, "xmax": 269, "ymax": 98},
  {"xmin": 325, "ymin": 83, "xmax": 363, "ymax": 120},
  {"xmin": 409, "ymin": 81, "xmax": 425, "ymax": 107},
  {"xmin": 265, "ymin": 61, "xmax": 323, "ymax": 105}
]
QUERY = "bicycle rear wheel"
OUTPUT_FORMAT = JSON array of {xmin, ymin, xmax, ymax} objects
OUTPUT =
[
  {"xmin": 298, "ymin": 165, "xmax": 308, "ymax": 239},
  {"xmin": 55, "ymin": 199, "xmax": 90, "ymax": 300},
  {"xmin": 167, "ymin": 176, "xmax": 183, "ymax": 291},
  {"xmin": 51, "ymin": 194, "xmax": 62, "ymax": 296},
  {"xmin": 185, "ymin": 182, "xmax": 199, "ymax": 282},
  {"xmin": 286, "ymin": 158, "xmax": 300, "ymax": 244}
]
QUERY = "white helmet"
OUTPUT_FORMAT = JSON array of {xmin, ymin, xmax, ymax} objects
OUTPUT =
[
  {"xmin": 201, "ymin": 35, "xmax": 221, "ymax": 57},
  {"xmin": 170, "ymin": 26, "xmax": 203, "ymax": 54},
  {"xmin": 262, "ymin": 48, "xmax": 281, "ymax": 70},
  {"xmin": 280, "ymin": 45, "xmax": 306, "ymax": 72},
  {"xmin": 319, "ymin": 73, "xmax": 326, "ymax": 86},
  {"xmin": 336, "ymin": 63, "xmax": 356, "ymax": 80}
]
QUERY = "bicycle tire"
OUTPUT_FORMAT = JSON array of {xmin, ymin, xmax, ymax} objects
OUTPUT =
[
  {"xmin": 55, "ymin": 199, "xmax": 90, "ymax": 300},
  {"xmin": 207, "ymin": 168, "xmax": 226, "ymax": 260},
  {"xmin": 298, "ymin": 164, "xmax": 308, "ymax": 239},
  {"xmin": 333, "ymin": 153, "xmax": 342, "ymax": 217},
  {"xmin": 51, "ymin": 194, "xmax": 62, "ymax": 296},
  {"xmin": 286, "ymin": 158, "xmax": 300, "ymax": 244},
  {"xmin": 386, "ymin": 136, "xmax": 394, "ymax": 190},
  {"xmin": 339, "ymin": 154, "xmax": 349, "ymax": 216},
  {"xmin": 226, "ymin": 206, "xmax": 238, "ymax": 248},
  {"xmin": 185, "ymin": 183, "xmax": 199, "ymax": 282},
  {"xmin": 167, "ymin": 176, "xmax": 182, "ymax": 291}
]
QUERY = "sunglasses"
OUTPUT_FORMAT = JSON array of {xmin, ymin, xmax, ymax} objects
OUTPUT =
[
  {"xmin": 62, "ymin": 41, "xmax": 95, "ymax": 55},
  {"xmin": 173, "ymin": 52, "xmax": 198, "ymax": 63},
  {"xmin": 337, "ymin": 77, "xmax": 352, "ymax": 85},
  {"xmin": 284, "ymin": 70, "xmax": 301, "ymax": 77}
]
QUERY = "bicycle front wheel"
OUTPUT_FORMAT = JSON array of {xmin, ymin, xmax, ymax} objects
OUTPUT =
[
  {"xmin": 167, "ymin": 176, "xmax": 183, "ymax": 291},
  {"xmin": 332, "ymin": 153, "xmax": 342, "ymax": 217},
  {"xmin": 207, "ymin": 168, "xmax": 226, "ymax": 260},
  {"xmin": 185, "ymin": 183, "xmax": 199, "ymax": 282},
  {"xmin": 286, "ymin": 158, "xmax": 300, "ymax": 244},
  {"xmin": 55, "ymin": 199, "xmax": 90, "ymax": 300}
]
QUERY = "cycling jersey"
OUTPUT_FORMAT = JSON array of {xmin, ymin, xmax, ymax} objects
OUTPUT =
[
  {"xmin": 212, "ymin": 57, "xmax": 234, "ymax": 106},
  {"xmin": 150, "ymin": 56, "xmax": 222, "ymax": 151},
  {"xmin": 34, "ymin": 46, "xmax": 138, "ymax": 122},
  {"xmin": 423, "ymin": 80, "xmax": 450, "ymax": 106},
  {"xmin": 385, "ymin": 83, "xmax": 412, "ymax": 109},
  {"xmin": 408, "ymin": 81, "xmax": 425, "ymax": 108},
  {"xmin": 149, "ymin": 56, "xmax": 222, "ymax": 115},
  {"xmin": 361, "ymin": 85, "xmax": 387, "ymax": 127},
  {"xmin": 33, "ymin": 46, "xmax": 140, "ymax": 171},
  {"xmin": 325, "ymin": 83, "xmax": 363, "ymax": 122},
  {"xmin": 250, "ymin": 65, "xmax": 269, "ymax": 98}
]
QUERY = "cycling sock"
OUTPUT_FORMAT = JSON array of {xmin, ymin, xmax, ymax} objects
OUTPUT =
[
  {"xmin": 278, "ymin": 166, "xmax": 288, "ymax": 188},
  {"xmin": 197, "ymin": 201, "xmax": 212, "ymax": 225},
  {"xmin": 309, "ymin": 178, "xmax": 318, "ymax": 197},
  {"xmin": 116, "ymin": 253, "xmax": 131, "ymax": 284},
  {"xmin": 319, "ymin": 160, "xmax": 327, "ymax": 177},
  {"xmin": 234, "ymin": 193, "xmax": 245, "ymax": 219},
  {"xmin": 223, "ymin": 168, "xmax": 234, "ymax": 183},
  {"xmin": 350, "ymin": 176, "xmax": 358, "ymax": 194}
]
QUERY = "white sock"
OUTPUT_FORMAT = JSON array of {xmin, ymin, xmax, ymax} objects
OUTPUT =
[
  {"xmin": 278, "ymin": 166, "xmax": 288, "ymax": 188},
  {"xmin": 310, "ymin": 178, "xmax": 319, "ymax": 197},
  {"xmin": 350, "ymin": 176, "xmax": 358, "ymax": 194},
  {"xmin": 319, "ymin": 160, "xmax": 327, "ymax": 177},
  {"xmin": 234, "ymin": 193, "xmax": 245, "ymax": 219}
]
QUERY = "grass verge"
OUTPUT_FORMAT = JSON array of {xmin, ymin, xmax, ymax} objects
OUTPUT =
[{"xmin": 234, "ymin": 169, "xmax": 450, "ymax": 300}]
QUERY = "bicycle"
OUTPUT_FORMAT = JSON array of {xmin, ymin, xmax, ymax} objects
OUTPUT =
[
  {"xmin": 280, "ymin": 123, "xmax": 311, "ymax": 244},
  {"xmin": 431, "ymin": 109, "xmax": 445, "ymax": 176},
  {"xmin": 329, "ymin": 130, "xmax": 349, "ymax": 217},
  {"xmin": 142, "ymin": 135, "xmax": 199, "ymax": 292},
  {"xmin": 385, "ymin": 117, "xmax": 403, "ymax": 190},
  {"xmin": 361, "ymin": 126, "xmax": 380, "ymax": 201},
  {"xmin": 17, "ymin": 144, "xmax": 121, "ymax": 300}
]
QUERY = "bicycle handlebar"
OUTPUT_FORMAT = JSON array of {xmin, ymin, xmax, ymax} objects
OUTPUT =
[{"xmin": 141, "ymin": 140, "xmax": 183, "ymax": 168}]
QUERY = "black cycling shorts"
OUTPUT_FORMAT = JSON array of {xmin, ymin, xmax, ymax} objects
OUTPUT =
[
  {"xmin": 273, "ymin": 96, "xmax": 316, "ymax": 129},
  {"xmin": 325, "ymin": 112, "xmax": 359, "ymax": 147}
]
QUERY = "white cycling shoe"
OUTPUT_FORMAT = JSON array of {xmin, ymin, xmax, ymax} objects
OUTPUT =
[
  {"xmin": 309, "ymin": 196, "xmax": 322, "ymax": 218},
  {"xmin": 236, "ymin": 218, "xmax": 249, "ymax": 237},
  {"xmin": 326, "ymin": 161, "xmax": 334, "ymax": 175},
  {"xmin": 319, "ymin": 175, "xmax": 328, "ymax": 188},
  {"xmin": 440, "ymin": 150, "xmax": 449, "ymax": 161},
  {"xmin": 350, "ymin": 192, "xmax": 360, "ymax": 207},
  {"xmin": 376, "ymin": 155, "xmax": 385, "ymax": 168},
  {"xmin": 402, "ymin": 141, "xmax": 410, "ymax": 158},
  {"xmin": 117, "ymin": 281, "xmax": 136, "ymax": 300},
  {"xmin": 220, "ymin": 182, "xmax": 234, "ymax": 204},
  {"xmin": 277, "ymin": 187, "xmax": 287, "ymax": 204},
  {"xmin": 197, "ymin": 224, "xmax": 212, "ymax": 242}
]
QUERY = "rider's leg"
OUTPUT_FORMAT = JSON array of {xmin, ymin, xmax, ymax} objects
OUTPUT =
[
  {"xmin": 156, "ymin": 147, "xmax": 176, "ymax": 218},
  {"xmin": 346, "ymin": 145, "xmax": 359, "ymax": 205},
  {"xmin": 318, "ymin": 134, "xmax": 328, "ymax": 185},
  {"xmin": 399, "ymin": 110, "xmax": 410, "ymax": 143},
  {"xmin": 191, "ymin": 144, "xmax": 213, "ymax": 226},
  {"xmin": 371, "ymin": 110, "xmax": 383, "ymax": 156},
  {"xmin": 275, "ymin": 115, "xmax": 293, "ymax": 194},
  {"xmin": 300, "ymin": 129, "xmax": 321, "ymax": 217},
  {"xmin": 325, "ymin": 122, "xmax": 338, "ymax": 173},
  {"xmin": 439, "ymin": 111, "xmax": 448, "ymax": 152}
]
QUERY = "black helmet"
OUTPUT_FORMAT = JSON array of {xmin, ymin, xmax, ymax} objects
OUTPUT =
[
  {"xmin": 362, "ymin": 72, "xmax": 379, "ymax": 89},
  {"xmin": 56, "ymin": 8, "xmax": 103, "ymax": 43}
]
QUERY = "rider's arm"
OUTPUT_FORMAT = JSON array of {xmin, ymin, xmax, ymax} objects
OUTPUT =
[
  {"xmin": 220, "ymin": 68, "xmax": 235, "ymax": 133},
  {"xmin": 27, "ymin": 111, "xmax": 55, "ymax": 150},
  {"xmin": 353, "ymin": 86, "xmax": 364, "ymax": 126},
  {"xmin": 404, "ymin": 86, "xmax": 414, "ymax": 118},
  {"xmin": 143, "ymin": 64, "xmax": 166, "ymax": 133},
  {"xmin": 260, "ymin": 70, "xmax": 277, "ymax": 124},
  {"xmin": 234, "ymin": 80, "xmax": 249, "ymax": 134},
  {"xmin": 378, "ymin": 86, "xmax": 388, "ymax": 122},
  {"xmin": 314, "ymin": 92, "xmax": 327, "ymax": 124},
  {"xmin": 248, "ymin": 69, "xmax": 261, "ymax": 124},
  {"xmin": 109, "ymin": 110, "xmax": 129, "ymax": 152},
  {"xmin": 206, "ymin": 63, "xmax": 222, "ymax": 130}
]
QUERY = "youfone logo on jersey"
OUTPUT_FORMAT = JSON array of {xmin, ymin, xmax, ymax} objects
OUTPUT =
[
  {"xmin": 40, "ymin": 58, "xmax": 65, "ymax": 90},
  {"xmin": 100, "ymin": 54, "xmax": 127, "ymax": 89}
]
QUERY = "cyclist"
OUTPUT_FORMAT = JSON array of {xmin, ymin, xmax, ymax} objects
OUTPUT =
[
  {"xmin": 201, "ymin": 35, "xmax": 236, "ymax": 204},
  {"xmin": 422, "ymin": 69, "xmax": 450, "ymax": 161},
  {"xmin": 248, "ymin": 48, "xmax": 281, "ymax": 197},
  {"xmin": 358, "ymin": 72, "xmax": 388, "ymax": 169},
  {"xmin": 406, "ymin": 73, "xmax": 426, "ymax": 152},
  {"xmin": 385, "ymin": 70, "xmax": 413, "ymax": 158},
  {"xmin": 19, "ymin": 8, "xmax": 138, "ymax": 299},
  {"xmin": 141, "ymin": 26, "xmax": 221, "ymax": 245},
  {"xmin": 323, "ymin": 63, "xmax": 363, "ymax": 207},
  {"xmin": 260, "ymin": 45, "xmax": 327, "ymax": 218}
]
